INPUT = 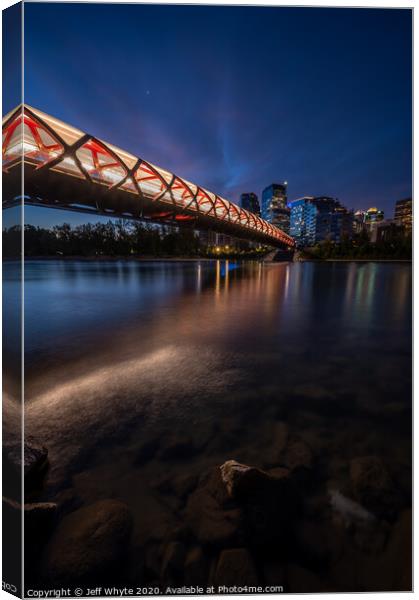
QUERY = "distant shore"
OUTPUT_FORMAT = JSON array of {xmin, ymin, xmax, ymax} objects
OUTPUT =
[
  {"xmin": 3, "ymin": 255, "xmax": 412, "ymax": 264},
  {"xmin": 17, "ymin": 255, "xmax": 251, "ymax": 262},
  {"xmin": 306, "ymin": 258, "xmax": 412, "ymax": 263}
]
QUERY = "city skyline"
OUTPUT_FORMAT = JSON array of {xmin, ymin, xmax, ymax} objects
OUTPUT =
[{"xmin": 3, "ymin": 4, "xmax": 412, "ymax": 228}]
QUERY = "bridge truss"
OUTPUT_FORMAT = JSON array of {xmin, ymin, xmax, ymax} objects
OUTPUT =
[{"xmin": 2, "ymin": 105, "xmax": 294, "ymax": 249}]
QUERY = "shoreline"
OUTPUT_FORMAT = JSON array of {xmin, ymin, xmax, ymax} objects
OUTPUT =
[
  {"xmin": 300, "ymin": 258, "xmax": 412, "ymax": 263},
  {"xmin": 3, "ymin": 256, "xmax": 412, "ymax": 264}
]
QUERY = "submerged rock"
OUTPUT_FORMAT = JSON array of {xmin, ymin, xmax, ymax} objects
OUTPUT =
[
  {"xmin": 220, "ymin": 460, "xmax": 278, "ymax": 499},
  {"xmin": 184, "ymin": 547, "xmax": 209, "ymax": 585},
  {"xmin": 350, "ymin": 456, "xmax": 401, "ymax": 519},
  {"xmin": 160, "ymin": 541, "xmax": 186, "ymax": 582},
  {"xmin": 384, "ymin": 509, "xmax": 412, "ymax": 591},
  {"xmin": 3, "ymin": 440, "xmax": 49, "ymax": 493},
  {"xmin": 286, "ymin": 564, "xmax": 333, "ymax": 593},
  {"xmin": 282, "ymin": 439, "xmax": 313, "ymax": 471},
  {"xmin": 53, "ymin": 487, "xmax": 83, "ymax": 517},
  {"xmin": 220, "ymin": 460, "xmax": 298, "ymax": 549},
  {"xmin": 4, "ymin": 497, "xmax": 57, "ymax": 550},
  {"xmin": 25, "ymin": 502, "xmax": 57, "ymax": 538},
  {"xmin": 42, "ymin": 499, "xmax": 133, "ymax": 583},
  {"xmin": 262, "ymin": 558, "xmax": 285, "ymax": 586},
  {"xmin": 185, "ymin": 468, "xmax": 242, "ymax": 547},
  {"xmin": 213, "ymin": 548, "xmax": 258, "ymax": 587}
]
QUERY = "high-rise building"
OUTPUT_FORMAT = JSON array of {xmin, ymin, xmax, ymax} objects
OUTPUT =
[
  {"xmin": 239, "ymin": 193, "xmax": 260, "ymax": 216},
  {"xmin": 364, "ymin": 207, "xmax": 384, "ymax": 225},
  {"xmin": 289, "ymin": 196, "xmax": 353, "ymax": 247},
  {"xmin": 394, "ymin": 198, "xmax": 412, "ymax": 233},
  {"xmin": 353, "ymin": 210, "xmax": 366, "ymax": 233},
  {"xmin": 289, "ymin": 197, "xmax": 315, "ymax": 246},
  {"xmin": 363, "ymin": 207, "xmax": 384, "ymax": 240},
  {"xmin": 261, "ymin": 183, "xmax": 290, "ymax": 233}
]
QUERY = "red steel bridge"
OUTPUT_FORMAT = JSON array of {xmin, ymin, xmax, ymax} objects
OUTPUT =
[{"xmin": 2, "ymin": 105, "xmax": 295, "ymax": 249}]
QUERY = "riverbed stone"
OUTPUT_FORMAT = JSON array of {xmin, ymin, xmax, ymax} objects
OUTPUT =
[
  {"xmin": 172, "ymin": 473, "xmax": 199, "ymax": 500},
  {"xmin": 262, "ymin": 558, "xmax": 285, "ymax": 586},
  {"xmin": 185, "ymin": 468, "xmax": 242, "ymax": 547},
  {"xmin": 219, "ymin": 460, "xmax": 298, "ymax": 548},
  {"xmin": 25, "ymin": 502, "xmax": 58, "ymax": 538},
  {"xmin": 3, "ymin": 496, "xmax": 57, "ymax": 536},
  {"xmin": 350, "ymin": 456, "xmax": 401, "ymax": 519},
  {"xmin": 42, "ymin": 499, "xmax": 133, "ymax": 583},
  {"xmin": 53, "ymin": 487, "xmax": 83, "ymax": 517},
  {"xmin": 283, "ymin": 439, "xmax": 313, "ymax": 471},
  {"xmin": 3, "ymin": 440, "xmax": 49, "ymax": 492},
  {"xmin": 160, "ymin": 541, "xmax": 186, "ymax": 582},
  {"xmin": 294, "ymin": 517, "xmax": 345, "ymax": 568},
  {"xmin": 286, "ymin": 564, "xmax": 333, "ymax": 593},
  {"xmin": 220, "ymin": 460, "xmax": 277, "ymax": 499},
  {"xmin": 184, "ymin": 547, "xmax": 209, "ymax": 585},
  {"xmin": 384, "ymin": 509, "xmax": 412, "ymax": 590},
  {"xmin": 213, "ymin": 548, "xmax": 258, "ymax": 587}
]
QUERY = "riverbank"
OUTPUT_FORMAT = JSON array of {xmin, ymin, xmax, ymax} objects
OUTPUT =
[
  {"xmin": 15, "ymin": 255, "xmax": 262, "ymax": 262},
  {"xmin": 11, "ymin": 254, "xmax": 413, "ymax": 264},
  {"xmin": 299, "ymin": 258, "xmax": 412, "ymax": 263}
]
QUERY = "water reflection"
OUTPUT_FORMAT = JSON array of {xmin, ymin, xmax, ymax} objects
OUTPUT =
[{"xmin": 3, "ymin": 258, "xmax": 411, "ymax": 592}]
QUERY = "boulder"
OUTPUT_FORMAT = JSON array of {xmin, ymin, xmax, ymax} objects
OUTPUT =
[
  {"xmin": 213, "ymin": 548, "xmax": 258, "ymax": 587},
  {"xmin": 350, "ymin": 456, "xmax": 401, "ymax": 519},
  {"xmin": 219, "ymin": 460, "xmax": 297, "ymax": 548},
  {"xmin": 262, "ymin": 558, "xmax": 285, "ymax": 586},
  {"xmin": 187, "ymin": 461, "xmax": 298, "ymax": 551},
  {"xmin": 384, "ymin": 509, "xmax": 412, "ymax": 591},
  {"xmin": 220, "ymin": 461, "xmax": 278, "ymax": 499},
  {"xmin": 294, "ymin": 517, "xmax": 345, "ymax": 568},
  {"xmin": 160, "ymin": 541, "xmax": 186, "ymax": 582},
  {"xmin": 283, "ymin": 439, "xmax": 313, "ymax": 471},
  {"xmin": 4, "ymin": 496, "xmax": 57, "ymax": 538},
  {"xmin": 172, "ymin": 473, "xmax": 199, "ymax": 500},
  {"xmin": 286, "ymin": 564, "xmax": 333, "ymax": 593},
  {"xmin": 24, "ymin": 502, "xmax": 57, "ymax": 540},
  {"xmin": 42, "ymin": 499, "xmax": 133, "ymax": 584},
  {"xmin": 184, "ymin": 547, "xmax": 209, "ymax": 586},
  {"xmin": 53, "ymin": 488, "xmax": 83, "ymax": 517},
  {"xmin": 3, "ymin": 440, "xmax": 48, "ymax": 493},
  {"xmin": 185, "ymin": 468, "xmax": 242, "ymax": 547}
]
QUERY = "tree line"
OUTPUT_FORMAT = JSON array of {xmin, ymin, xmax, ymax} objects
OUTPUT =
[
  {"xmin": 2, "ymin": 221, "xmax": 268, "ymax": 259},
  {"xmin": 303, "ymin": 229, "xmax": 412, "ymax": 260}
]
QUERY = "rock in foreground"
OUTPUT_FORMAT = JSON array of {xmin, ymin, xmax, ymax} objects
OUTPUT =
[
  {"xmin": 42, "ymin": 500, "xmax": 133, "ymax": 584},
  {"xmin": 185, "ymin": 468, "xmax": 242, "ymax": 547},
  {"xmin": 214, "ymin": 548, "xmax": 259, "ymax": 587},
  {"xmin": 350, "ymin": 456, "xmax": 401, "ymax": 519}
]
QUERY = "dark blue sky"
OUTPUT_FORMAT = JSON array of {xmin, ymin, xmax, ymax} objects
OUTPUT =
[{"xmin": 6, "ymin": 3, "xmax": 413, "ymax": 226}]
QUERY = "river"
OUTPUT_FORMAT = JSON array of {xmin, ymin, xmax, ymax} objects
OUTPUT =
[{"xmin": 3, "ymin": 259, "xmax": 412, "ymax": 591}]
